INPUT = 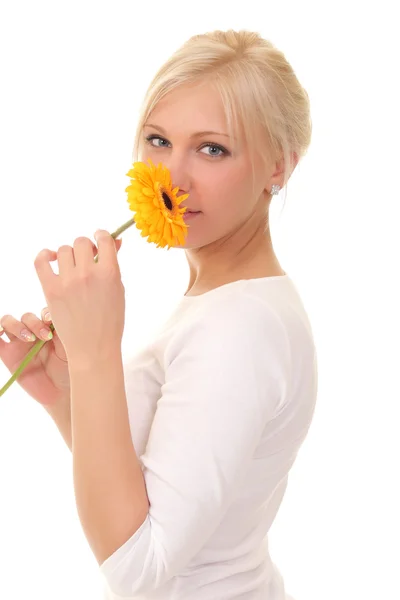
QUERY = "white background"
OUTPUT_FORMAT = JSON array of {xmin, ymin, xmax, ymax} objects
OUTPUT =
[{"xmin": 0, "ymin": 1, "xmax": 399, "ymax": 599}]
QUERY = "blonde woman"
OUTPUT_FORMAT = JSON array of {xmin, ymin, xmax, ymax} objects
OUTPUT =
[{"xmin": 0, "ymin": 29, "xmax": 317, "ymax": 600}]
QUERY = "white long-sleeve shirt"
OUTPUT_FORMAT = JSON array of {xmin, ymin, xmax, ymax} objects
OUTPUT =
[{"xmin": 99, "ymin": 275, "xmax": 318, "ymax": 600}]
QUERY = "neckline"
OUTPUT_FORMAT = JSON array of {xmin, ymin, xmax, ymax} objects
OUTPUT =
[{"xmin": 182, "ymin": 273, "xmax": 290, "ymax": 300}]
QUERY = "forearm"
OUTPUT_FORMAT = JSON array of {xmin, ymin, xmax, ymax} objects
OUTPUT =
[
  {"xmin": 44, "ymin": 397, "xmax": 72, "ymax": 452},
  {"xmin": 69, "ymin": 351, "xmax": 149, "ymax": 566}
]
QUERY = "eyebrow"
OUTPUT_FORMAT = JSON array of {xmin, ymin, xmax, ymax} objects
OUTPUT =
[{"xmin": 144, "ymin": 123, "xmax": 233, "ymax": 139}]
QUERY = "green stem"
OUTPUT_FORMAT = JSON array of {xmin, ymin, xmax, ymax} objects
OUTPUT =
[{"xmin": 0, "ymin": 217, "xmax": 135, "ymax": 397}]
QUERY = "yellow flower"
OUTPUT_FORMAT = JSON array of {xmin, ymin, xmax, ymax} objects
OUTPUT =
[{"xmin": 125, "ymin": 158, "xmax": 189, "ymax": 249}]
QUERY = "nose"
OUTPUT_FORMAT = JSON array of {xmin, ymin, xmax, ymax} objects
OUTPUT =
[{"xmin": 164, "ymin": 155, "xmax": 191, "ymax": 195}]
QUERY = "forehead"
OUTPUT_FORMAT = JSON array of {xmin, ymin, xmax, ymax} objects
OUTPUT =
[{"xmin": 147, "ymin": 82, "xmax": 229, "ymax": 131}]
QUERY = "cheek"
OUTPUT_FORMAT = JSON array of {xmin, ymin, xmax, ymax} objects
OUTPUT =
[
  {"xmin": 203, "ymin": 165, "xmax": 252, "ymax": 213},
  {"xmin": 140, "ymin": 146, "xmax": 157, "ymax": 163}
]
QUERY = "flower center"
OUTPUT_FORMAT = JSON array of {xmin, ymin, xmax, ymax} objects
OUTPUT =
[{"xmin": 161, "ymin": 190, "xmax": 173, "ymax": 211}]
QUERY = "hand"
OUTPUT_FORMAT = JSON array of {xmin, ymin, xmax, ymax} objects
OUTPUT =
[
  {"xmin": 33, "ymin": 230, "xmax": 125, "ymax": 367},
  {"xmin": 0, "ymin": 307, "xmax": 70, "ymax": 405}
]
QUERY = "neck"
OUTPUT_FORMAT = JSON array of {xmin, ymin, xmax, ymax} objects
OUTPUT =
[{"xmin": 184, "ymin": 218, "xmax": 284, "ymax": 297}]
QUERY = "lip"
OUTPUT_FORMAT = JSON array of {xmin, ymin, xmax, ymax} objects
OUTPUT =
[{"xmin": 183, "ymin": 211, "xmax": 201, "ymax": 221}]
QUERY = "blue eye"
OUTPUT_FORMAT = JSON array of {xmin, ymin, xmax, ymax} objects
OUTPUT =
[
  {"xmin": 199, "ymin": 143, "xmax": 227, "ymax": 158},
  {"xmin": 145, "ymin": 135, "xmax": 170, "ymax": 148}
]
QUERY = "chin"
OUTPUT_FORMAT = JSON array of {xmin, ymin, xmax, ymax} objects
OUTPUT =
[
  {"xmin": 174, "ymin": 236, "xmax": 202, "ymax": 251},
  {"xmin": 176, "ymin": 235, "xmax": 215, "ymax": 251},
  {"xmin": 174, "ymin": 241, "xmax": 198, "ymax": 250}
]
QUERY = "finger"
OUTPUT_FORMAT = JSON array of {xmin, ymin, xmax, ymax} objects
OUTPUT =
[
  {"xmin": 91, "ymin": 238, "xmax": 119, "ymax": 261},
  {"xmin": 93, "ymin": 237, "xmax": 121, "ymax": 261},
  {"xmin": 41, "ymin": 307, "xmax": 52, "ymax": 323},
  {"xmin": 73, "ymin": 236, "xmax": 121, "ymax": 263},
  {"xmin": 34, "ymin": 249, "xmax": 58, "ymax": 287},
  {"xmin": 73, "ymin": 236, "xmax": 99, "ymax": 269},
  {"xmin": 103, "ymin": 237, "xmax": 122, "ymax": 256},
  {"xmin": 34, "ymin": 239, "xmax": 121, "ymax": 284},
  {"xmin": 57, "ymin": 245, "xmax": 76, "ymax": 276},
  {"xmin": 20, "ymin": 312, "xmax": 53, "ymax": 342},
  {"xmin": 94, "ymin": 230, "xmax": 120, "ymax": 267},
  {"xmin": 67, "ymin": 236, "xmax": 118, "ymax": 268},
  {"xmin": 55, "ymin": 241, "xmax": 100, "ymax": 266},
  {"xmin": 0, "ymin": 314, "xmax": 37, "ymax": 342},
  {"xmin": 39, "ymin": 308, "xmax": 67, "ymax": 361}
]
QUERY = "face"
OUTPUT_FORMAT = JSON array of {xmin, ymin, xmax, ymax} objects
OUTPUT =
[{"xmin": 141, "ymin": 82, "xmax": 270, "ymax": 250}]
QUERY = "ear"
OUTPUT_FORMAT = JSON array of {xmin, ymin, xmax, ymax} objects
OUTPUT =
[{"xmin": 266, "ymin": 151, "xmax": 299, "ymax": 193}]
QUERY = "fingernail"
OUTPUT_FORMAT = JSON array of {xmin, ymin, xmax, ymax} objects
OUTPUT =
[
  {"xmin": 40, "ymin": 328, "xmax": 53, "ymax": 341},
  {"xmin": 44, "ymin": 312, "xmax": 51, "ymax": 322},
  {"xmin": 21, "ymin": 329, "xmax": 36, "ymax": 342}
]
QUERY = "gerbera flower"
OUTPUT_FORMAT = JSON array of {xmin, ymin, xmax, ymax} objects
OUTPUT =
[{"xmin": 125, "ymin": 158, "xmax": 189, "ymax": 249}]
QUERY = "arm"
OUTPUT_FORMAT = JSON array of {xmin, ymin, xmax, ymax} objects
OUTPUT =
[
  {"xmin": 68, "ymin": 351, "xmax": 150, "ymax": 566},
  {"xmin": 98, "ymin": 294, "xmax": 290, "ymax": 598},
  {"xmin": 43, "ymin": 396, "xmax": 72, "ymax": 453}
]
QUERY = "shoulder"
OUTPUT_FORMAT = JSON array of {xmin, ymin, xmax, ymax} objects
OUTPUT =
[{"xmin": 165, "ymin": 287, "xmax": 290, "ymax": 364}]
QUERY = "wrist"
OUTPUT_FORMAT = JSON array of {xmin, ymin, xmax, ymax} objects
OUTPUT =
[{"xmin": 67, "ymin": 348, "xmax": 122, "ymax": 372}]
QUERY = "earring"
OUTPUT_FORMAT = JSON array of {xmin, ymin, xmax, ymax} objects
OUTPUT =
[{"xmin": 271, "ymin": 185, "xmax": 281, "ymax": 195}]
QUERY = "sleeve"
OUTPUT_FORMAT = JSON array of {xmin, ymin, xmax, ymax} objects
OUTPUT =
[{"xmin": 99, "ymin": 293, "xmax": 290, "ymax": 598}]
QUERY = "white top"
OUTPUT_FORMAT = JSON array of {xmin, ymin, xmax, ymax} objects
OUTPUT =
[{"xmin": 100, "ymin": 275, "xmax": 318, "ymax": 600}]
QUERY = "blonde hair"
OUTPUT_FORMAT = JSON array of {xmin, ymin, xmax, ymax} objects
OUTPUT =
[{"xmin": 132, "ymin": 29, "xmax": 312, "ymax": 206}]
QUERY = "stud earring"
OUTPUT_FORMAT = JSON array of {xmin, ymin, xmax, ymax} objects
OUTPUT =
[{"xmin": 271, "ymin": 185, "xmax": 281, "ymax": 195}]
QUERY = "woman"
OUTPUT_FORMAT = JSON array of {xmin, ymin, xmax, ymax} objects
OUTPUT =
[{"xmin": 0, "ymin": 29, "xmax": 317, "ymax": 599}]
